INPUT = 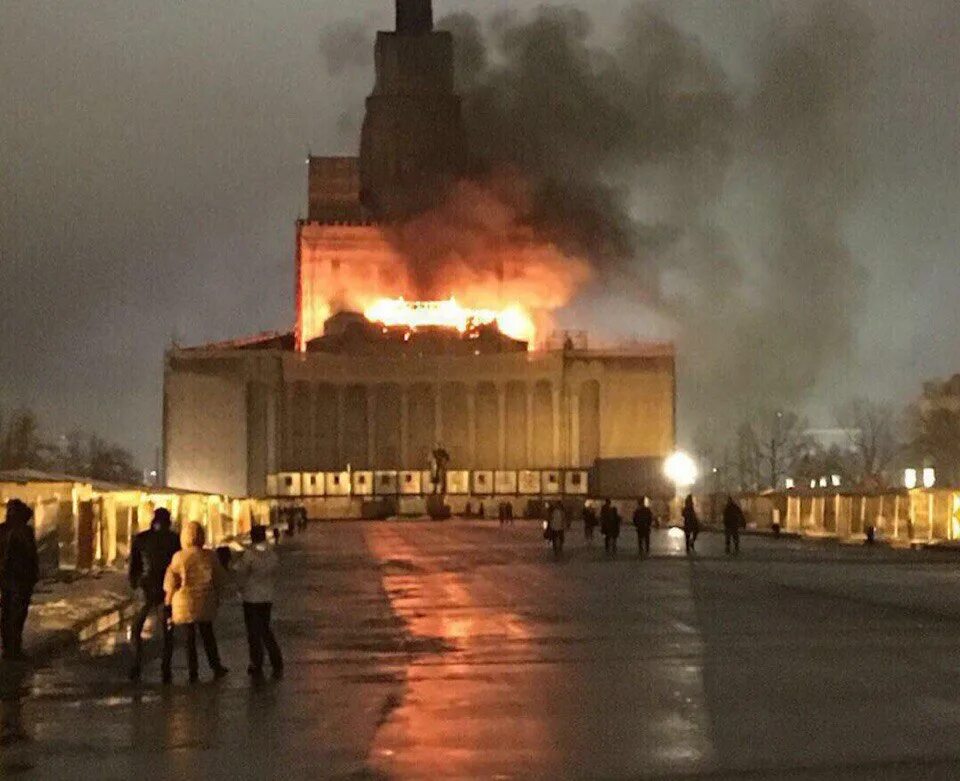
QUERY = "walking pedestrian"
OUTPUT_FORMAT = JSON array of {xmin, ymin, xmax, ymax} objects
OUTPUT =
[
  {"xmin": 681, "ymin": 495, "xmax": 700, "ymax": 554},
  {"xmin": 163, "ymin": 521, "xmax": 229, "ymax": 683},
  {"xmin": 547, "ymin": 501, "xmax": 567, "ymax": 558},
  {"xmin": 633, "ymin": 497, "xmax": 654, "ymax": 557},
  {"xmin": 128, "ymin": 508, "xmax": 180, "ymax": 682},
  {"xmin": 0, "ymin": 500, "xmax": 39, "ymax": 661},
  {"xmin": 583, "ymin": 504, "xmax": 598, "ymax": 543},
  {"xmin": 235, "ymin": 526, "xmax": 284, "ymax": 680},
  {"xmin": 723, "ymin": 496, "xmax": 745, "ymax": 555},
  {"xmin": 600, "ymin": 499, "xmax": 621, "ymax": 556}
]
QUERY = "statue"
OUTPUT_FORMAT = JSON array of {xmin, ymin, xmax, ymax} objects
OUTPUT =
[{"xmin": 430, "ymin": 443, "xmax": 450, "ymax": 496}]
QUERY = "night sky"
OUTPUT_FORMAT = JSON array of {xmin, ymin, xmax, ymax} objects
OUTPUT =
[{"xmin": 1, "ymin": 1, "xmax": 958, "ymax": 467}]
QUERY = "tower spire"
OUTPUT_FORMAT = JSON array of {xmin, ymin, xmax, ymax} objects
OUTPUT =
[{"xmin": 396, "ymin": 0, "xmax": 433, "ymax": 35}]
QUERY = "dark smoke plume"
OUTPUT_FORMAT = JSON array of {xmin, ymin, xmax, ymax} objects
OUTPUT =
[{"xmin": 322, "ymin": 2, "xmax": 874, "ymax": 440}]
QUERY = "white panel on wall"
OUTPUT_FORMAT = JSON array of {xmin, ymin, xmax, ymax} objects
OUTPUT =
[
  {"xmin": 352, "ymin": 471, "xmax": 374, "ymax": 497},
  {"xmin": 278, "ymin": 473, "xmax": 302, "ymax": 497},
  {"xmin": 543, "ymin": 471, "xmax": 561, "ymax": 496},
  {"xmin": 399, "ymin": 471, "xmax": 421, "ymax": 495},
  {"xmin": 447, "ymin": 471, "xmax": 470, "ymax": 495},
  {"xmin": 302, "ymin": 473, "xmax": 326, "ymax": 497},
  {"xmin": 495, "ymin": 471, "xmax": 518, "ymax": 495},
  {"xmin": 518, "ymin": 471, "xmax": 542, "ymax": 495},
  {"xmin": 473, "ymin": 471, "xmax": 494, "ymax": 496},
  {"xmin": 325, "ymin": 472, "xmax": 351, "ymax": 496},
  {"xmin": 564, "ymin": 470, "xmax": 589, "ymax": 496}
]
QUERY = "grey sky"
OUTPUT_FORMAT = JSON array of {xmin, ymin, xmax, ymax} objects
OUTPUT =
[{"xmin": 1, "ymin": 1, "xmax": 957, "ymax": 466}]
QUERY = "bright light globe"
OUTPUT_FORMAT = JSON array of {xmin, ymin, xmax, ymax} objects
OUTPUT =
[{"xmin": 664, "ymin": 451, "xmax": 698, "ymax": 489}]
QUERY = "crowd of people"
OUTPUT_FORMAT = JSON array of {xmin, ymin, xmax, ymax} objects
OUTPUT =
[
  {"xmin": 542, "ymin": 495, "xmax": 748, "ymax": 560},
  {"xmin": 128, "ymin": 509, "xmax": 284, "ymax": 684}
]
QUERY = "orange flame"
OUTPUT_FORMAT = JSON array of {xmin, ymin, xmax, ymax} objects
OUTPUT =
[
  {"xmin": 297, "ymin": 177, "xmax": 593, "ymax": 350},
  {"xmin": 364, "ymin": 298, "xmax": 536, "ymax": 343}
]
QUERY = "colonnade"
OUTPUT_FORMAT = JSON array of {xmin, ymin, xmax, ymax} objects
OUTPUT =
[{"xmin": 280, "ymin": 378, "xmax": 602, "ymax": 473}]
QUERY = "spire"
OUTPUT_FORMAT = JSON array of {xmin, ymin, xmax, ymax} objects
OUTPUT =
[{"xmin": 396, "ymin": 0, "xmax": 433, "ymax": 35}]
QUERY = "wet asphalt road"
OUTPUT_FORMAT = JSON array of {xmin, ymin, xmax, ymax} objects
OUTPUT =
[{"xmin": 5, "ymin": 522, "xmax": 960, "ymax": 779}]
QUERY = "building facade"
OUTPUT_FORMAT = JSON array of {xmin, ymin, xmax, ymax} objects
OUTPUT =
[{"xmin": 164, "ymin": 345, "xmax": 675, "ymax": 498}]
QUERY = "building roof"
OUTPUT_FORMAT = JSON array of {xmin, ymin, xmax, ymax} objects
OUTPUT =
[{"xmin": 175, "ymin": 330, "xmax": 296, "ymax": 352}]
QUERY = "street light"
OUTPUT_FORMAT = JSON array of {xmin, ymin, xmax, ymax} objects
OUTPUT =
[
  {"xmin": 664, "ymin": 451, "xmax": 698, "ymax": 490},
  {"xmin": 923, "ymin": 468, "xmax": 936, "ymax": 489},
  {"xmin": 904, "ymin": 469, "xmax": 918, "ymax": 490}
]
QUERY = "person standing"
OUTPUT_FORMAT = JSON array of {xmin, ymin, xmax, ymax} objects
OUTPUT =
[
  {"xmin": 0, "ymin": 500, "xmax": 39, "ymax": 661},
  {"xmin": 235, "ymin": 526, "xmax": 284, "ymax": 680},
  {"xmin": 681, "ymin": 495, "xmax": 700, "ymax": 554},
  {"xmin": 723, "ymin": 496, "xmax": 746, "ymax": 555},
  {"xmin": 163, "ymin": 521, "xmax": 229, "ymax": 683},
  {"xmin": 583, "ymin": 504, "xmax": 598, "ymax": 543},
  {"xmin": 128, "ymin": 508, "xmax": 181, "ymax": 682},
  {"xmin": 547, "ymin": 502, "xmax": 567, "ymax": 558},
  {"xmin": 633, "ymin": 498, "xmax": 654, "ymax": 558},
  {"xmin": 600, "ymin": 499, "xmax": 621, "ymax": 557}
]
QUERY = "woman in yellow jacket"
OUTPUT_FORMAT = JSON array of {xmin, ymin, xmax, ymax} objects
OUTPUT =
[{"xmin": 163, "ymin": 521, "xmax": 229, "ymax": 683}]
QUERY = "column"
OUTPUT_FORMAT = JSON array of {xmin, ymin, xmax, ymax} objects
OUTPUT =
[
  {"xmin": 367, "ymin": 386, "xmax": 377, "ymax": 469},
  {"xmin": 497, "ymin": 384, "xmax": 507, "ymax": 469},
  {"xmin": 335, "ymin": 386, "xmax": 346, "ymax": 469},
  {"xmin": 400, "ymin": 385, "xmax": 410, "ymax": 468},
  {"xmin": 526, "ymin": 385, "xmax": 534, "ymax": 469},
  {"xmin": 570, "ymin": 387, "xmax": 581, "ymax": 468},
  {"xmin": 308, "ymin": 384, "xmax": 319, "ymax": 470},
  {"xmin": 467, "ymin": 386, "xmax": 477, "ymax": 469},
  {"xmin": 552, "ymin": 386, "xmax": 562, "ymax": 466},
  {"xmin": 434, "ymin": 383, "xmax": 443, "ymax": 446}
]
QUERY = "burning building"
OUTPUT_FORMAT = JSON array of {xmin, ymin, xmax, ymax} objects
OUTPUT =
[{"xmin": 164, "ymin": 0, "xmax": 676, "ymax": 510}]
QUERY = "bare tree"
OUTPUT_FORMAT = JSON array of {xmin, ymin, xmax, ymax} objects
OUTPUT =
[
  {"xmin": 736, "ymin": 422, "xmax": 762, "ymax": 492},
  {"xmin": 0, "ymin": 408, "xmax": 47, "ymax": 471},
  {"xmin": 837, "ymin": 398, "xmax": 900, "ymax": 485},
  {"xmin": 87, "ymin": 435, "xmax": 140, "ymax": 484},
  {"xmin": 906, "ymin": 404, "xmax": 960, "ymax": 486},
  {"xmin": 756, "ymin": 410, "xmax": 810, "ymax": 490}
]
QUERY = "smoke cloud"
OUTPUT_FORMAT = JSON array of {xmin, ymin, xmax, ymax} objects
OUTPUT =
[
  {"xmin": 431, "ymin": 2, "xmax": 874, "ymax": 439},
  {"xmin": 317, "ymin": 2, "xmax": 875, "ymax": 439}
]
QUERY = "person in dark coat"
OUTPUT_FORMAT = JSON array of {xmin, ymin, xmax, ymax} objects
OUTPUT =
[
  {"xmin": 633, "ymin": 497, "xmax": 654, "ymax": 557},
  {"xmin": 723, "ymin": 496, "xmax": 746, "ymax": 555},
  {"xmin": 681, "ymin": 495, "xmax": 700, "ymax": 554},
  {"xmin": 0, "ymin": 500, "xmax": 40, "ymax": 661},
  {"xmin": 600, "ymin": 499, "xmax": 621, "ymax": 556},
  {"xmin": 583, "ymin": 505, "xmax": 598, "ymax": 543},
  {"xmin": 128, "ymin": 508, "xmax": 181, "ymax": 682}
]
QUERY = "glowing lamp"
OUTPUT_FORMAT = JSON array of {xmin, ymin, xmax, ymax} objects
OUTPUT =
[
  {"xmin": 904, "ymin": 469, "xmax": 918, "ymax": 490},
  {"xmin": 785, "ymin": 478, "xmax": 795, "ymax": 490},
  {"xmin": 831, "ymin": 475, "xmax": 841, "ymax": 488},
  {"xmin": 664, "ymin": 451, "xmax": 698, "ymax": 489},
  {"xmin": 923, "ymin": 468, "xmax": 936, "ymax": 489},
  {"xmin": 819, "ymin": 477, "xmax": 828, "ymax": 488}
]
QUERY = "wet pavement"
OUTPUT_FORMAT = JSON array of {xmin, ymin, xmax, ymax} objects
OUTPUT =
[{"xmin": 5, "ymin": 522, "xmax": 960, "ymax": 779}]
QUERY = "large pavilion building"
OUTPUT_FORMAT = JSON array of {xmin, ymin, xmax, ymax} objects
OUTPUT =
[{"xmin": 163, "ymin": 1, "xmax": 676, "ymax": 514}]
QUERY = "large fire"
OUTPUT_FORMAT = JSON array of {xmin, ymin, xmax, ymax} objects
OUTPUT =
[
  {"xmin": 296, "ymin": 179, "xmax": 593, "ymax": 351},
  {"xmin": 364, "ymin": 297, "xmax": 536, "ymax": 343}
]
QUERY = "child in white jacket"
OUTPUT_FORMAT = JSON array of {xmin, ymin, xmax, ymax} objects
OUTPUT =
[{"xmin": 234, "ymin": 526, "xmax": 284, "ymax": 679}]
